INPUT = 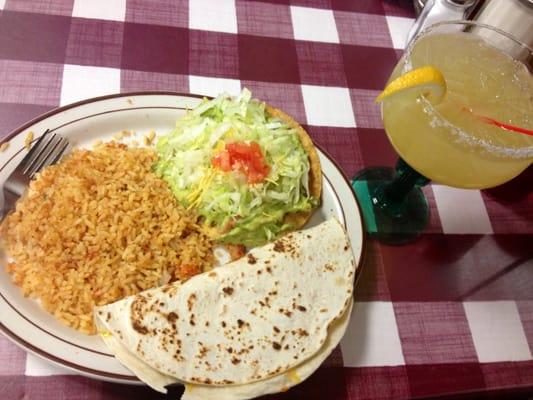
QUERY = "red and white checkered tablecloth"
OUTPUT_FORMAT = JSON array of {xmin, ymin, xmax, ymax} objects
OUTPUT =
[{"xmin": 0, "ymin": 0, "xmax": 532, "ymax": 399}]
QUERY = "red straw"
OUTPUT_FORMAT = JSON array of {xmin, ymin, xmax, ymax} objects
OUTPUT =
[
  {"xmin": 479, "ymin": 115, "xmax": 533, "ymax": 136},
  {"xmin": 461, "ymin": 106, "xmax": 533, "ymax": 136}
]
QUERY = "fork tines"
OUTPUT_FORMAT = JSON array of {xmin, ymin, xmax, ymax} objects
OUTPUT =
[{"xmin": 21, "ymin": 130, "xmax": 69, "ymax": 179}]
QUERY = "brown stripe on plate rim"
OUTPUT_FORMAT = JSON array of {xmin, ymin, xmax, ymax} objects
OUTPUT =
[
  {"xmin": 0, "ymin": 91, "xmax": 205, "ymax": 144},
  {"xmin": 315, "ymin": 143, "xmax": 367, "ymax": 287},
  {"xmin": 0, "ymin": 321, "xmax": 138, "ymax": 381},
  {"xmin": 0, "ymin": 106, "xmax": 190, "ymax": 174}
]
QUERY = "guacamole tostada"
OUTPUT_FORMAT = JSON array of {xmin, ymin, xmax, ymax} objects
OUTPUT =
[{"xmin": 155, "ymin": 89, "xmax": 321, "ymax": 247}]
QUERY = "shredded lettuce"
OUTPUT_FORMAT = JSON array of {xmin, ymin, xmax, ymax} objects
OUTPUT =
[{"xmin": 154, "ymin": 89, "xmax": 318, "ymax": 247}]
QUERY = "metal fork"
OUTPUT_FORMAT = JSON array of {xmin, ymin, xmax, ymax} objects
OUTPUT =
[{"xmin": 1, "ymin": 129, "xmax": 70, "ymax": 220}]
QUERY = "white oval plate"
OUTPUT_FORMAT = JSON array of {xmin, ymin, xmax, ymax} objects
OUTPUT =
[{"xmin": 0, "ymin": 92, "xmax": 365, "ymax": 384}]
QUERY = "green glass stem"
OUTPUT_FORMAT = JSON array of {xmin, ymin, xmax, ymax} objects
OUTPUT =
[
  {"xmin": 373, "ymin": 158, "xmax": 430, "ymax": 218},
  {"xmin": 351, "ymin": 159, "xmax": 431, "ymax": 244}
]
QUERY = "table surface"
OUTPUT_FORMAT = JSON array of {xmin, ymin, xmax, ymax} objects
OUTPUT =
[{"xmin": 0, "ymin": 0, "xmax": 532, "ymax": 399}]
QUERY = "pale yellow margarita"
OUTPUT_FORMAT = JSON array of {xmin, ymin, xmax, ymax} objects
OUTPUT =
[{"xmin": 383, "ymin": 32, "xmax": 533, "ymax": 189}]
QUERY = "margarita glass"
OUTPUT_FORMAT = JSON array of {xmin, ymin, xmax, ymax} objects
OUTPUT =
[{"xmin": 352, "ymin": 21, "xmax": 533, "ymax": 243}]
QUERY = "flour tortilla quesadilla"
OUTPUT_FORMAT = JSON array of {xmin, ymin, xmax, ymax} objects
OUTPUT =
[
  {"xmin": 95, "ymin": 218, "xmax": 356, "ymax": 397},
  {"xmin": 96, "ymin": 300, "xmax": 353, "ymax": 399}
]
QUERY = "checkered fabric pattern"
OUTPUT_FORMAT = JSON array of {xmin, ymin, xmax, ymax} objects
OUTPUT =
[{"xmin": 0, "ymin": 0, "xmax": 532, "ymax": 399}]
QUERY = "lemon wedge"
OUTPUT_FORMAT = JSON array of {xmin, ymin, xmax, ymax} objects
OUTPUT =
[{"xmin": 375, "ymin": 66, "xmax": 446, "ymax": 104}]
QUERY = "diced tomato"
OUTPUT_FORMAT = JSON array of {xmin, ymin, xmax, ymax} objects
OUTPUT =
[{"xmin": 211, "ymin": 141, "xmax": 270, "ymax": 184}]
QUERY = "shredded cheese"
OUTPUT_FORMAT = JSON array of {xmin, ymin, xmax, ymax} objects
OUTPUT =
[{"xmin": 186, "ymin": 168, "xmax": 215, "ymax": 210}]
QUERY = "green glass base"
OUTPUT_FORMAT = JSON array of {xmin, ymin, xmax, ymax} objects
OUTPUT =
[{"xmin": 351, "ymin": 167, "xmax": 429, "ymax": 245}]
